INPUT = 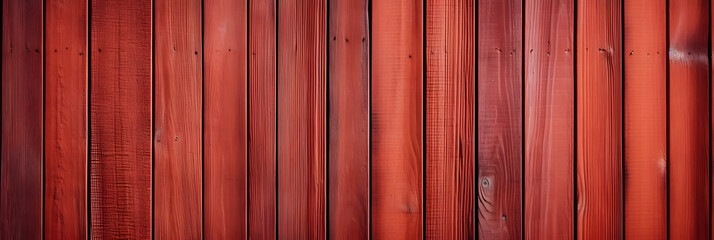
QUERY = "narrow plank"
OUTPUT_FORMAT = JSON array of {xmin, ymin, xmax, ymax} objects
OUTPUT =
[
  {"xmin": 623, "ymin": 0, "xmax": 667, "ymax": 238},
  {"xmin": 277, "ymin": 0, "xmax": 326, "ymax": 237},
  {"xmin": 576, "ymin": 0, "xmax": 622, "ymax": 238},
  {"xmin": 44, "ymin": 0, "xmax": 87, "ymax": 238},
  {"xmin": 328, "ymin": 0, "xmax": 370, "ymax": 238},
  {"xmin": 204, "ymin": 0, "xmax": 248, "ymax": 238},
  {"xmin": 668, "ymin": 0, "xmax": 710, "ymax": 238},
  {"xmin": 425, "ymin": 0, "xmax": 475, "ymax": 238},
  {"xmin": 1, "ymin": 0, "xmax": 43, "ymax": 238},
  {"xmin": 90, "ymin": 0, "xmax": 152, "ymax": 238},
  {"xmin": 371, "ymin": 0, "xmax": 423, "ymax": 238},
  {"xmin": 524, "ymin": 0, "xmax": 574, "ymax": 238},
  {"xmin": 249, "ymin": 0, "xmax": 277, "ymax": 238},
  {"xmin": 477, "ymin": 0, "xmax": 522, "ymax": 238}
]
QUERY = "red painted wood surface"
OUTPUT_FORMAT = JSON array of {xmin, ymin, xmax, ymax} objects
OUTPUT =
[
  {"xmin": 249, "ymin": 0, "xmax": 277, "ymax": 238},
  {"xmin": 44, "ymin": 0, "xmax": 87, "ymax": 238},
  {"xmin": 669, "ymin": 0, "xmax": 710, "ymax": 238},
  {"xmin": 477, "ymin": 0, "xmax": 522, "ymax": 238},
  {"xmin": 1, "ymin": 0, "xmax": 43, "ymax": 238},
  {"xmin": 277, "ymin": 0, "xmax": 326, "ymax": 238},
  {"xmin": 154, "ymin": 0, "xmax": 203, "ymax": 238},
  {"xmin": 576, "ymin": 0, "xmax": 622, "ymax": 239},
  {"xmin": 425, "ymin": 0, "xmax": 475, "ymax": 238},
  {"xmin": 623, "ymin": 0, "xmax": 667, "ymax": 238},
  {"xmin": 328, "ymin": 0, "xmax": 370, "ymax": 238},
  {"xmin": 203, "ymin": 0, "xmax": 248, "ymax": 238},
  {"xmin": 524, "ymin": 0, "xmax": 574, "ymax": 239},
  {"xmin": 90, "ymin": 0, "xmax": 152, "ymax": 238}
]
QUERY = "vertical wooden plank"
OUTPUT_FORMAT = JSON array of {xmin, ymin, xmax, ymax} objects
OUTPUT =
[
  {"xmin": 576, "ymin": 0, "xmax": 622, "ymax": 239},
  {"xmin": 1, "ymin": 0, "xmax": 43, "ymax": 238},
  {"xmin": 249, "ymin": 0, "xmax": 277, "ymax": 238},
  {"xmin": 44, "ymin": 0, "xmax": 87, "ymax": 238},
  {"xmin": 90, "ymin": 0, "xmax": 152, "ymax": 238},
  {"xmin": 524, "ymin": 0, "xmax": 574, "ymax": 239},
  {"xmin": 204, "ymin": 0, "xmax": 248, "ymax": 238},
  {"xmin": 371, "ymin": 0, "xmax": 423, "ymax": 238},
  {"xmin": 277, "ymin": 0, "xmax": 326, "ymax": 238},
  {"xmin": 477, "ymin": 0, "xmax": 522, "ymax": 238},
  {"xmin": 668, "ymin": 0, "xmax": 710, "ymax": 238},
  {"xmin": 328, "ymin": 0, "xmax": 369, "ymax": 238},
  {"xmin": 623, "ymin": 0, "xmax": 667, "ymax": 238},
  {"xmin": 425, "ymin": 0, "xmax": 475, "ymax": 239}
]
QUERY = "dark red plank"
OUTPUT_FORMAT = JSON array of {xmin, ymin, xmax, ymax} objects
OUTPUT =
[
  {"xmin": 90, "ymin": 0, "xmax": 152, "ymax": 238},
  {"xmin": 1, "ymin": 0, "xmax": 43, "ymax": 238},
  {"xmin": 328, "ymin": 0, "xmax": 369, "ymax": 238}
]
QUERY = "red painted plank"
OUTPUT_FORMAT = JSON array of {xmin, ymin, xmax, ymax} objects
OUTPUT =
[
  {"xmin": 576, "ymin": 0, "xmax": 622, "ymax": 238},
  {"xmin": 371, "ymin": 0, "xmax": 423, "ymax": 238},
  {"xmin": 668, "ymin": 0, "xmax": 710, "ymax": 238},
  {"xmin": 44, "ymin": 0, "xmax": 87, "ymax": 238},
  {"xmin": 477, "ymin": 0, "xmax": 522, "ymax": 238},
  {"xmin": 249, "ymin": 0, "xmax": 277, "ymax": 238},
  {"xmin": 90, "ymin": 0, "xmax": 152, "ymax": 238},
  {"xmin": 623, "ymin": 0, "xmax": 667, "ymax": 238},
  {"xmin": 204, "ymin": 0, "xmax": 248, "ymax": 238},
  {"xmin": 524, "ymin": 0, "xmax": 574, "ymax": 238},
  {"xmin": 328, "ymin": 0, "xmax": 369, "ymax": 238},
  {"xmin": 425, "ymin": 0, "xmax": 475, "ymax": 238},
  {"xmin": 277, "ymin": 0, "xmax": 326, "ymax": 237},
  {"xmin": 1, "ymin": 0, "xmax": 43, "ymax": 238}
]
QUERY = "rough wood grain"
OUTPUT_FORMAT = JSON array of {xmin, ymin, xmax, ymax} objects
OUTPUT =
[
  {"xmin": 623, "ymin": 0, "xmax": 667, "ymax": 238},
  {"xmin": 203, "ymin": 0, "xmax": 248, "ymax": 238},
  {"xmin": 1, "ymin": 0, "xmax": 43, "ymax": 238},
  {"xmin": 668, "ymin": 0, "xmax": 710, "ymax": 238},
  {"xmin": 524, "ymin": 0, "xmax": 574, "ymax": 239},
  {"xmin": 425, "ymin": 0, "xmax": 475, "ymax": 238},
  {"xmin": 477, "ymin": 0, "xmax": 522, "ymax": 238},
  {"xmin": 328, "ymin": 0, "xmax": 370, "ymax": 238},
  {"xmin": 576, "ymin": 0, "xmax": 622, "ymax": 239},
  {"xmin": 371, "ymin": 0, "xmax": 423, "ymax": 238},
  {"xmin": 277, "ymin": 0, "xmax": 326, "ymax": 238},
  {"xmin": 44, "ymin": 0, "xmax": 87, "ymax": 238},
  {"xmin": 249, "ymin": 0, "xmax": 277, "ymax": 238},
  {"xmin": 90, "ymin": 0, "xmax": 152, "ymax": 238}
]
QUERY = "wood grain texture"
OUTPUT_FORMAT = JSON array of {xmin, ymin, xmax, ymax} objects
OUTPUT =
[
  {"xmin": 623, "ymin": 0, "xmax": 667, "ymax": 238},
  {"xmin": 425, "ymin": 0, "xmax": 475, "ymax": 238},
  {"xmin": 668, "ymin": 0, "xmax": 710, "ymax": 238},
  {"xmin": 90, "ymin": 0, "xmax": 152, "ymax": 238},
  {"xmin": 44, "ymin": 0, "xmax": 87, "ymax": 238},
  {"xmin": 1, "ymin": 0, "xmax": 43, "ymax": 238},
  {"xmin": 328, "ymin": 0, "xmax": 370, "ymax": 238},
  {"xmin": 576, "ymin": 0, "xmax": 622, "ymax": 239},
  {"xmin": 524, "ymin": 0, "xmax": 574, "ymax": 239},
  {"xmin": 249, "ymin": 0, "xmax": 277, "ymax": 238},
  {"xmin": 371, "ymin": 0, "xmax": 423, "ymax": 238},
  {"xmin": 477, "ymin": 0, "xmax": 522, "ymax": 238},
  {"xmin": 203, "ymin": 0, "xmax": 248, "ymax": 238},
  {"xmin": 277, "ymin": 0, "xmax": 326, "ymax": 238},
  {"xmin": 154, "ymin": 0, "xmax": 203, "ymax": 238}
]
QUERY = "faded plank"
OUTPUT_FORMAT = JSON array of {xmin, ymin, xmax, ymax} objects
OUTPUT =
[
  {"xmin": 44, "ymin": 0, "xmax": 87, "ymax": 238},
  {"xmin": 623, "ymin": 0, "xmax": 667, "ymax": 238},
  {"xmin": 425, "ymin": 0, "xmax": 475, "ymax": 238},
  {"xmin": 1, "ymin": 0, "xmax": 43, "ymax": 238},
  {"xmin": 477, "ymin": 0, "xmax": 522, "ymax": 238},
  {"xmin": 203, "ymin": 0, "xmax": 248, "ymax": 238},
  {"xmin": 524, "ymin": 0, "xmax": 574, "ymax": 239},
  {"xmin": 90, "ymin": 0, "xmax": 152, "ymax": 238},
  {"xmin": 328, "ymin": 0, "xmax": 370, "ymax": 238},
  {"xmin": 371, "ymin": 0, "xmax": 423, "ymax": 238},
  {"xmin": 668, "ymin": 0, "xmax": 710, "ymax": 238},
  {"xmin": 277, "ymin": 0, "xmax": 326, "ymax": 238}
]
